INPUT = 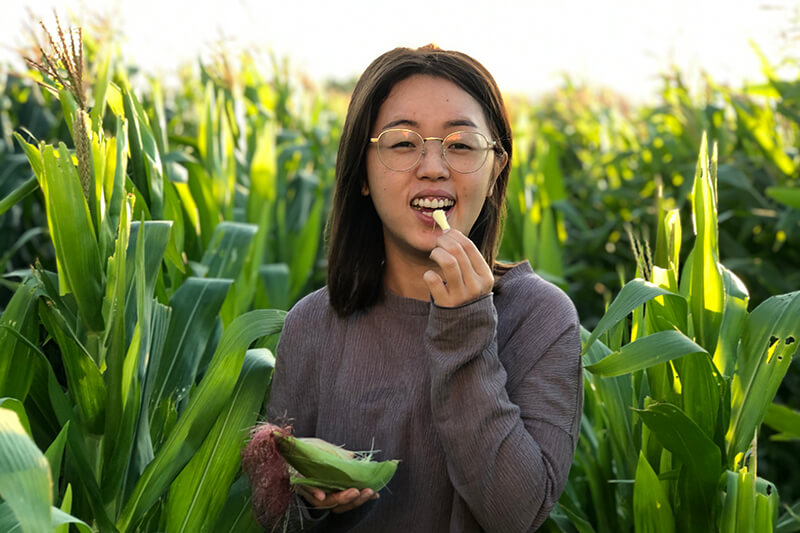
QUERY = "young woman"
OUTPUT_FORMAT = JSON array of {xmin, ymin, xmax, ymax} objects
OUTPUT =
[{"xmin": 259, "ymin": 45, "xmax": 583, "ymax": 532}]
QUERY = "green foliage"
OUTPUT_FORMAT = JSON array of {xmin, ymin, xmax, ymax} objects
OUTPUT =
[{"xmin": 562, "ymin": 139, "xmax": 799, "ymax": 532}]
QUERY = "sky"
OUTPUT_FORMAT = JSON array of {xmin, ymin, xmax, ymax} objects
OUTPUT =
[{"xmin": 1, "ymin": 0, "xmax": 797, "ymax": 103}]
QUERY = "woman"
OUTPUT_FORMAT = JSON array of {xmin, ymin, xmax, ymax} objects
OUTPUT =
[{"xmin": 259, "ymin": 45, "xmax": 582, "ymax": 532}]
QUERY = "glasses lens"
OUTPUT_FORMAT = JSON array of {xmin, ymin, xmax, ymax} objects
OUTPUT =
[
  {"xmin": 377, "ymin": 130, "xmax": 423, "ymax": 171},
  {"xmin": 442, "ymin": 132, "xmax": 491, "ymax": 173}
]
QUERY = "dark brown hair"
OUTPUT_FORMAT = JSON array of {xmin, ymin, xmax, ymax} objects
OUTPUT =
[{"xmin": 327, "ymin": 45, "xmax": 513, "ymax": 316}]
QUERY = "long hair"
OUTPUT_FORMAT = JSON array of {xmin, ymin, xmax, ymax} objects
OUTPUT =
[{"xmin": 327, "ymin": 45, "xmax": 513, "ymax": 316}]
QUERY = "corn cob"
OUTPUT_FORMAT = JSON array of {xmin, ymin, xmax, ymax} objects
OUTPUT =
[{"xmin": 275, "ymin": 432, "xmax": 398, "ymax": 492}]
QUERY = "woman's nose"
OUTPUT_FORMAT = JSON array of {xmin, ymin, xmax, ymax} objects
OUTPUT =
[{"xmin": 416, "ymin": 141, "xmax": 450, "ymax": 179}]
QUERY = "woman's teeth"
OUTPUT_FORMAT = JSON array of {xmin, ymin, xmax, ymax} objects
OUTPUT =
[{"xmin": 411, "ymin": 197, "xmax": 454, "ymax": 209}]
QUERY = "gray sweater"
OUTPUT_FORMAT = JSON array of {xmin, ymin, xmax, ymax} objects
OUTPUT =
[{"xmin": 265, "ymin": 261, "xmax": 583, "ymax": 532}]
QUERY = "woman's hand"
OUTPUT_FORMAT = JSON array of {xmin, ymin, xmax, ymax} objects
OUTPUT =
[
  {"xmin": 423, "ymin": 229, "xmax": 494, "ymax": 307},
  {"xmin": 295, "ymin": 485, "xmax": 378, "ymax": 514}
]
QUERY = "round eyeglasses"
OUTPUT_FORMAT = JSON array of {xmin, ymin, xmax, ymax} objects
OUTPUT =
[{"xmin": 369, "ymin": 129, "xmax": 500, "ymax": 174}]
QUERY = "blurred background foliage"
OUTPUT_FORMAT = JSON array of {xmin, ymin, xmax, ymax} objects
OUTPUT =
[{"xmin": 0, "ymin": 12, "xmax": 798, "ymax": 531}]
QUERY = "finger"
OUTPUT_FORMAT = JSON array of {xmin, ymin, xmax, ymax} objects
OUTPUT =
[
  {"xmin": 295, "ymin": 485, "xmax": 326, "ymax": 505},
  {"xmin": 434, "ymin": 234, "xmax": 489, "ymax": 296},
  {"xmin": 331, "ymin": 488, "xmax": 376, "ymax": 514},
  {"xmin": 423, "ymin": 269, "xmax": 448, "ymax": 303},
  {"xmin": 443, "ymin": 230, "xmax": 492, "ymax": 279},
  {"xmin": 429, "ymin": 246, "xmax": 463, "ymax": 289}
]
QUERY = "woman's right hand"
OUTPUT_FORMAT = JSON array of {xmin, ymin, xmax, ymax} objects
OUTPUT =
[{"xmin": 295, "ymin": 485, "xmax": 379, "ymax": 514}]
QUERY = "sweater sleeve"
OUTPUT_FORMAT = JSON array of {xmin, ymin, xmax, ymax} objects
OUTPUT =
[{"xmin": 425, "ymin": 283, "xmax": 582, "ymax": 532}]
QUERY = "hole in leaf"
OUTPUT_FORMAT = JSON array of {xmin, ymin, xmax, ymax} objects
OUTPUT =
[{"xmin": 786, "ymin": 336, "xmax": 795, "ymax": 345}]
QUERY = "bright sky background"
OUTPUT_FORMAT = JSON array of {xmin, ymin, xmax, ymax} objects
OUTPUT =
[{"xmin": 1, "ymin": 0, "xmax": 797, "ymax": 103}]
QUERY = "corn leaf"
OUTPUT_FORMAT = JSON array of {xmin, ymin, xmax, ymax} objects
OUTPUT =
[
  {"xmin": 765, "ymin": 186, "xmax": 800, "ymax": 208},
  {"xmin": 763, "ymin": 403, "xmax": 800, "ymax": 441},
  {"xmin": 148, "ymin": 277, "xmax": 233, "ymax": 430},
  {"xmin": 44, "ymin": 423, "xmax": 69, "ymax": 502},
  {"xmin": 166, "ymin": 348, "xmax": 274, "ymax": 532},
  {"xmin": 211, "ymin": 475, "xmax": 263, "ymax": 533},
  {"xmin": 200, "ymin": 222, "xmax": 258, "ymax": 280},
  {"xmin": 0, "ymin": 407, "xmax": 52, "ymax": 533},
  {"xmin": 688, "ymin": 133, "xmax": 724, "ymax": 355},
  {"xmin": 123, "ymin": 84, "xmax": 164, "ymax": 218},
  {"xmin": 636, "ymin": 402, "xmax": 720, "ymax": 531},
  {"xmin": 39, "ymin": 143, "xmax": 105, "ymax": 332},
  {"xmin": 38, "ymin": 301, "xmax": 106, "ymax": 434},
  {"xmin": 289, "ymin": 192, "xmax": 324, "ymax": 301},
  {"xmin": 0, "ymin": 277, "xmax": 39, "ymax": 400},
  {"xmin": 0, "ymin": 175, "xmax": 38, "ymax": 216},
  {"xmin": 117, "ymin": 309, "xmax": 285, "ymax": 531},
  {"xmin": 634, "ymin": 452, "xmax": 675, "ymax": 533},
  {"xmin": 674, "ymin": 352, "xmax": 721, "ymax": 441},
  {"xmin": 259, "ymin": 263, "xmax": 291, "ymax": 311},
  {"xmin": 580, "ymin": 327, "xmax": 636, "ymax": 478},
  {"xmin": 727, "ymin": 291, "xmax": 799, "ymax": 461},
  {"xmin": 582, "ymin": 279, "xmax": 683, "ymax": 355},
  {"xmin": 585, "ymin": 330, "xmax": 707, "ymax": 377},
  {"xmin": 713, "ymin": 266, "xmax": 750, "ymax": 378}
]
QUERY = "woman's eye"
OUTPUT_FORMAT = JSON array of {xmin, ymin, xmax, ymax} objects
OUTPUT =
[
  {"xmin": 389, "ymin": 141, "xmax": 417, "ymax": 150},
  {"xmin": 447, "ymin": 142, "xmax": 474, "ymax": 151}
]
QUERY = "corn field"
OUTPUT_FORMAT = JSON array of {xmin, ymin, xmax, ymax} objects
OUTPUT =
[{"xmin": 0, "ymin": 18, "xmax": 799, "ymax": 532}]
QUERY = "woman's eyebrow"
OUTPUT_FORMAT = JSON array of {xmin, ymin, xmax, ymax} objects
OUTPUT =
[
  {"xmin": 381, "ymin": 119, "xmax": 419, "ymax": 129},
  {"xmin": 380, "ymin": 118, "xmax": 479, "ymax": 130}
]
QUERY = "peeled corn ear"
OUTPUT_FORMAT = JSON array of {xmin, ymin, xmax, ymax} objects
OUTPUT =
[
  {"xmin": 433, "ymin": 209, "xmax": 450, "ymax": 231},
  {"xmin": 274, "ymin": 431, "xmax": 399, "ymax": 492}
]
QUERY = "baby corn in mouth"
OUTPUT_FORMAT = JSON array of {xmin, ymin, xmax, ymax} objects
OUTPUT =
[{"xmin": 433, "ymin": 209, "xmax": 450, "ymax": 231}]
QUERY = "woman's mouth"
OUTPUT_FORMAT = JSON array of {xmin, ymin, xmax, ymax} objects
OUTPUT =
[{"xmin": 410, "ymin": 196, "xmax": 454, "ymax": 212}]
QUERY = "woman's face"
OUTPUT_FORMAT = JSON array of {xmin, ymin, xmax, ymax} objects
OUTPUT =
[{"xmin": 364, "ymin": 74, "xmax": 505, "ymax": 263}]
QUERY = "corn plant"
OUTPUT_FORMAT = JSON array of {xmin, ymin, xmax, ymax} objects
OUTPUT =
[
  {"xmin": 544, "ymin": 134, "xmax": 800, "ymax": 532},
  {"xmin": 0, "ymin": 20, "xmax": 287, "ymax": 531}
]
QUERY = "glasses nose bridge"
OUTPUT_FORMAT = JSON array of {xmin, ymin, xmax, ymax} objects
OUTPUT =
[{"xmin": 418, "ymin": 135, "xmax": 446, "ymax": 161}]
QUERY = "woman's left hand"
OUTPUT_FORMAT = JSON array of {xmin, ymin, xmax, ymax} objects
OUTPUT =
[{"xmin": 423, "ymin": 229, "xmax": 494, "ymax": 307}]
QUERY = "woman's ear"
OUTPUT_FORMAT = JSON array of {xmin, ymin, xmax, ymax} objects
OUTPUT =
[
  {"xmin": 487, "ymin": 151, "xmax": 509, "ymax": 197},
  {"xmin": 361, "ymin": 182, "xmax": 370, "ymax": 196}
]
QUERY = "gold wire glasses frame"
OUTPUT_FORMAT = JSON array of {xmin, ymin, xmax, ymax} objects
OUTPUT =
[{"xmin": 369, "ymin": 128, "xmax": 500, "ymax": 174}]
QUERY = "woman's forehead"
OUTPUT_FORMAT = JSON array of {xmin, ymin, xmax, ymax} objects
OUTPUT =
[{"xmin": 374, "ymin": 74, "xmax": 489, "ymax": 131}]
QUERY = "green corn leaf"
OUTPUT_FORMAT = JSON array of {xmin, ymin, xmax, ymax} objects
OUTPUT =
[
  {"xmin": 38, "ymin": 300, "xmax": 107, "ymax": 434},
  {"xmin": 258, "ymin": 263, "xmax": 291, "ymax": 311},
  {"xmin": 123, "ymin": 84, "xmax": 164, "ymax": 218},
  {"xmin": 585, "ymin": 330, "xmax": 707, "ymax": 377},
  {"xmin": 289, "ymin": 193, "xmax": 324, "ymax": 301},
  {"xmin": 580, "ymin": 327, "xmax": 636, "ymax": 478},
  {"xmin": 117, "ymin": 309, "xmax": 285, "ymax": 531},
  {"xmin": 583, "ymin": 279, "xmax": 683, "ymax": 355},
  {"xmin": 0, "ymin": 398, "xmax": 32, "ymax": 437},
  {"xmin": 713, "ymin": 266, "xmax": 750, "ymax": 378},
  {"xmin": 765, "ymin": 186, "xmax": 800, "ymax": 208},
  {"xmin": 763, "ymin": 403, "xmax": 800, "ymax": 441},
  {"xmin": 776, "ymin": 501, "xmax": 800, "ymax": 532},
  {"xmin": 44, "ymin": 423, "xmax": 69, "ymax": 502},
  {"xmin": 727, "ymin": 291, "xmax": 799, "ymax": 462},
  {"xmin": 634, "ymin": 452, "xmax": 675, "ymax": 533},
  {"xmin": 148, "ymin": 277, "xmax": 233, "ymax": 430},
  {"xmin": 37, "ymin": 142, "xmax": 105, "ymax": 332},
  {"xmin": 200, "ymin": 222, "xmax": 258, "ymax": 280},
  {"xmin": 0, "ymin": 175, "xmax": 38, "ymax": 216},
  {"xmin": 637, "ymin": 402, "xmax": 721, "ymax": 531},
  {"xmin": 0, "ymin": 407, "xmax": 52, "ymax": 533},
  {"xmin": 0, "ymin": 277, "xmax": 39, "ymax": 400},
  {"xmin": 674, "ymin": 352, "xmax": 721, "ymax": 441},
  {"xmin": 211, "ymin": 475, "xmax": 263, "ymax": 533},
  {"xmin": 688, "ymin": 133, "xmax": 724, "ymax": 355},
  {"xmin": 166, "ymin": 349, "xmax": 274, "ymax": 532},
  {"xmin": 13, "ymin": 132, "xmax": 44, "ymax": 179}
]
